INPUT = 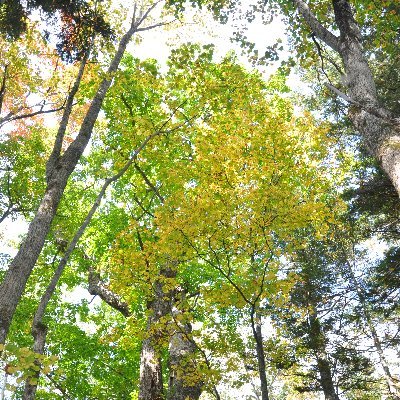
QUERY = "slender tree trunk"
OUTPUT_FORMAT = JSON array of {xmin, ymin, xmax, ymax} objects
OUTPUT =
[
  {"xmin": 0, "ymin": 16, "xmax": 139, "ymax": 346},
  {"xmin": 346, "ymin": 262, "xmax": 400, "ymax": 399},
  {"xmin": 309, "ymin": 314, "xmax": 339, "ymax": 400},
  {"xmin": 366, "ymin": 320, "xmax": 400, "ymax": 400},
  {"xmin": 316, "ymin": 357, "xmax": 339, "ymax": 400},
  {"xmin": 250, "ymin": 309, "xmax": 269, "ymax": 400},
  {"xmin": 20, "ymin": 153, "xmax": 140, "ymax": 397},
  {"xmin": 308, "ymin": 311, "xmax": 339, "ymax": 400},
  {"xmin": 22, "ymin": 323, "xmax": 47, "ymax": 400}
]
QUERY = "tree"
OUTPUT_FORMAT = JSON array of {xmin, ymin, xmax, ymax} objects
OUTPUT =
[
  {"xmin": 2, "ymin": 1, "xmax": 400, "ymax": 398},
  {"xmin": 169, "ymin": 0, "xmax": 400, "ymax": 196},
  {"xmin": 0, "ymin": 0, "xmax": 113, "ymax": 62},
  {"xmin": 0, "ymin": 0, "xmax": 168, "ymax": 346},
  {"xmin": 108, "ymin": 43, "xmax": 340, "ymax": 398},
  {"xmin": 271, "ymin": 234, "xmax": 380, "ymax": 400}
]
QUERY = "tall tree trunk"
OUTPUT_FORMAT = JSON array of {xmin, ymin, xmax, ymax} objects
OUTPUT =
[
  {"xmin": 332, "ymin": 0, "xmax": 400, "ymax": 196},
  {"xmin": 0, "ymin": 14, "xmax": 140, "ymax": 345},
  {"xmin": 293, "ymin": 0, "xmax": 400, "ymax": 196},
  {"xmin": 316, "ymin": 357, "xmax": 339, "ymax": 400},
  {"xmin": 168, "ymin": 309, "xmax": 202, "ymax": 400},
  {"xmin": 139, "ymin": 267, "xmax": 176, "ymax": 400},
  {"xmin": 250, "ymin": 309, "xmax": 270, "ymax": 400},
  {"xmin": 139, "ymin": 335, "xmax": 164, "ymax": 400},
  {"xmin": 308, "ymin": 311, "xmax": 339, "ymax": 400},
  {"xmin": 346, "ymin": 261, "xmax": 400, "ymax": 399},
  {"xmin": 22, "ymin": 323, "xmax": 47, "ymax": 400}
]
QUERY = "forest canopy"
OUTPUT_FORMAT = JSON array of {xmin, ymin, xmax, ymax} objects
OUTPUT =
[{"xmin": 0, "ymin": 1, "xmax": 399, "ymax": 400}]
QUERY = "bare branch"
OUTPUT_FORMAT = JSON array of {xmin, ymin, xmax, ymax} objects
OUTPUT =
[
  {"xmin": 0, "ymin": 103, "xmax": 65, "ymax": 128},
  {"xmin": 134, "ymin": 0, "xmax": 162, "ymax": 30},
  {"xmin": 88, "ymin": 265, "xmax": 131, "ymax": 317},
  {"xmin": 136, "ymin": 19, "xmax": 177, "ymax": 33},
  {"xmin": 325, "ymin": 82, "xmax": 400, "ymax": 130},
  {"xmin": 0, "ymin": 64, "xmax": 8, "ymax": 115},
  {"xmin": 134, "ymin": 162, "xmax": 164, "ymax": 203}
]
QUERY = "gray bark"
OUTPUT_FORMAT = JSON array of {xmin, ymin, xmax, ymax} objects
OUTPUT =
[
  {"xmin": 0, "ymin": 14, "xmax": 140, "ymax": 345},
  {"xmin": 168, "ymin": 309, "xmax": 202, "ymax": 400},
  {"xmin": 332, "ymin": 0, "xmax": 400, "ymax": 196},
  {"xmin": 139, "ymin": 268, "xmax": 176, "ymax": 400},
  {"xmin": 139, "ymin": 334, "xmax": 164, "ymax": 400},
  {"xmin": 250, "ymin": 310, "xmax": 270, "ymax": 400},
  {"xmin": 88, "ymin": 266, "xmax": 131, "ymax": 317},
  {"xmin": 293, "ymin": 0, "xmax": 400, "ymax": 196}
]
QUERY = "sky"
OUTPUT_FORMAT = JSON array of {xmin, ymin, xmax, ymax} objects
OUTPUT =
[{"xmin": 131, "ymin": 1, "xmax": 286, "ymax": 74}]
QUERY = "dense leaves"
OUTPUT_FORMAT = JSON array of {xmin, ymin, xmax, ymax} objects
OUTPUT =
[
  {"xmin": 0, "ymin": 0, "xmax": 113, "ymax": 61},
  {"xmin": 1, "ymin": 1, "xmax": 400, "ymax": 399}
]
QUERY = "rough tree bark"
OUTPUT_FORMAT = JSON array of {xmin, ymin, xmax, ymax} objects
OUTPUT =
[
  {"xmin": 168, "ymin": 305, "xmax": 202, "ymax": 400},
  {"xmin": 0, "ymin": 3, "xmax": 158, "ymax": 345},
  {"xmin": 292, "ymin": 0, "xmax": 400, "ymax": 195},
  {"xmin": 138, "ymin": 267, "xmax": 176, "ymax": 400}
]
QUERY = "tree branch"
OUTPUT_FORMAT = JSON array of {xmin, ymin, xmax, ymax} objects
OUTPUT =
[
  {"xmin": 88, "ymin": 265, "xmax": 131, "ymax": 317},
  {"xmin": 325, "ymin": 82, "xmax": 400, "ymax": 130},
  {"xmin": 134, "ymin": 162, "xmax": 164, "ymax": 203},
  {"xmin": 46, "ymin": 54, "xmax": 89, "ymax": 181},
  {"xmin": 0, "ymin": 64, "xmax": 8, "ymax": 115},
  {"xmin": 292, "ymin": 0, "xmax": 340, "ymax": 52}
]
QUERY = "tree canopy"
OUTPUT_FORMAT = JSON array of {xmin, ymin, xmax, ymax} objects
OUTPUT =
[{"xmin": 0, "ymin": 1, "xmax": 399, "ymax": 399}]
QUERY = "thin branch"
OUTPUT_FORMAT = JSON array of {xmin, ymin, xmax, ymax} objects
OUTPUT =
[
  {"xmin": 0, "ymin": 64, "xmax": 8, "ymax": 115},
  {"xmin": 325, "ymin": 82, "xmax": 400, "ymax": 130},
  {"xmin": 120, "ymin": 93, "xmax": 136, "ymax": 125},
  {"xmin": 134, "ymin": 162, "xmax": 164, "ymax": 203},
  {"xmin": 136, "ymin": 19, "xmax": 177, "ymax": 33},
  {"xmin": 253, "ymin": 254, "xmax": 274, "ymax": 307},
  {"xmin": 134, "ymin": 0, "xmax": 162, "ymax": 30},
  {"xmin": 0, "ymin": 103, "xmax": 65, "ymax": 128},
  {"xmin": 44, "ymin": 373, "xmax": 71, "ymax": 400},
  {"xmin": 132, "ymin": 193, "xmax": 156, "ymax": 218},
  {"xmin": 180, "ymin": 229, "xmax": 252, "ymax": 305}
]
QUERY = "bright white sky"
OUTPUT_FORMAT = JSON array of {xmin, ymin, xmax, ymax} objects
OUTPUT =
[{"xmin": 132, "ymin": 1, "xmax": 286, "ymax": 73}]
